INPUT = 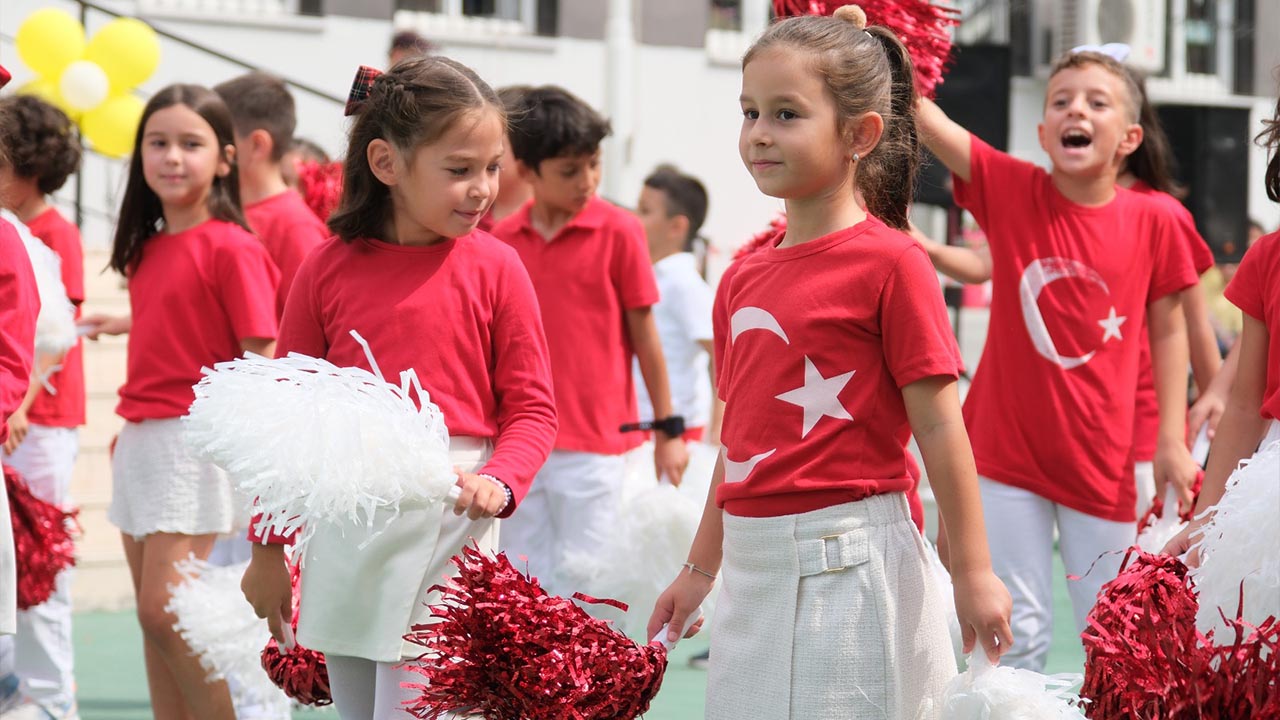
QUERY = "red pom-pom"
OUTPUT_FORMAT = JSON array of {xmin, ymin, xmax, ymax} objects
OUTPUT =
[
  {"xmin": 5, "ymin": 466, "xmax": 78, "ymax": 609},
  {"xmin": 772, "ymin": 0, "xmax": 961, "ymax": 98},
  {"xmin": 402, "ymin": 545, "xmax": 669, "ymax": 720},
  {"xmin": 1081, "ymin": 549, "xmax": 1280, "ymax": 718},
  {"xmin": 259, "ymin": 561, "xmax": 332, "ymax": 706},
  {"xmin": 261, "ymin": 639, "xmax": 332, "ymax": 706},
  {"xmin": 733, "ymin": 215, "xmax": 788, "ymax": 262},
  {"xmin": 295, "ymin": 160, "xmax": 344, "ymax": 223}
]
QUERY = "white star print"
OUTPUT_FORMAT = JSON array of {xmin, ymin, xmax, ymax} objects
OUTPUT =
[
  {"xmin": 775, "ymin": 356, "xmax": 855, "ymax": 438},
  {"xmin": 1098, "ymin": 306, "xmax": 1127, "ymax": 343}
]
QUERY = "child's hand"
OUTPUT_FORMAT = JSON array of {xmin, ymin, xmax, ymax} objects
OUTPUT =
[
  {"xmin": 1162, "ymin": 514, "xmax": 1210, "ymax": 566},
  {"xmin": 654, "ymin": 437, "xmax": 689, "ymax": 486},
  {"xmin": 1188, "ymin": 389, "xmax": 1227, "ymax": 443},
  {"xmin": 1154, "ymin": 437, "xmax": 1198, "ymax": 511},
  {"xmin": 647, "ymin": 569, "xmax": 711, "ymax": 644},
  {"xmin": 78, "ymin": 313, "xmax": 130, "ymax": 340},
  {"xmin": 241, "ymin": 543, "xmax": 293, "ymax": 645},
  {"xmin": 452, "ymin": 470, "xmax": 509, "ymax": 520},
  {"xmin": 3, "ymin": 408, "xmax": 28, "ymax": 455},
  {"xmin": 951, "ymin": 567, "xmax": 1013, "ymax": 663}
]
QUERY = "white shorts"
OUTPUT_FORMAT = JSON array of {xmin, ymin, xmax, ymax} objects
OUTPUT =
[{"xmin": 108, "ymin": 418, "xmax": 243, "ymax": 540}]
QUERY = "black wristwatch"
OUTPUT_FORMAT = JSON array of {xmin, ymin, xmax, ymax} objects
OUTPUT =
[{"xmin": 620, "ymin": 415, "xmax": 686, "ymax": 438}]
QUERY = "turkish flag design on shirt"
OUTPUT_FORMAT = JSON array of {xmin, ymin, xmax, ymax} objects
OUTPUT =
[
  {"xmin": 954, "ymin": 135, "xmax": 1198, "ymax": 522},
  {"xmin": 712, "ymin": 218, "xmax": 962, "ymax": 519}
]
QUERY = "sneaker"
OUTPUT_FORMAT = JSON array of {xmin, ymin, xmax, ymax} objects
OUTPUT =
[
  {"xmin": 687, "ymin": 649, "xmax": 710, "ymax": 670},
  {"xmin": 33, "ymin": 699, "xmax": 80, "ymax": 720},
  {"xmin": 0, "ymin": 674, "xmax": 21, "ymax": 714}
]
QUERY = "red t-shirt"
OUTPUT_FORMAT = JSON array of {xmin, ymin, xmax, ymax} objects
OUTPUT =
[
  {"xmin": 492, "ymin": 196, "xmax": 659, "ymax": 455},
  {"xmin": 243, "ymin": 190, "xmax": 329, "ymax": 318},
  {"xmin": 117, "ymin": 219, "xmax": 279, "ymax": 422},
  {"xmin": 274, "ymin": 232, "xmax": 556, "ymax": 514},
  {"xmin": 1129, "ymin": 181, "xmax": 1213, "ymax": 461},
  {"xmin": 712, "ymin": 218, "xmax": 963, "ymax": 518},
  {"xmin": 955, "ymin": 136, "xmax": 1198, "ymax": 522},
  {"xmin": 24, "ymin": 208, "xmax": 86, "ymax": 428},
  {"xmin": 1225, "ymin": 230, "xmax": 1280, "ymax": 421},
  {"xmin": 1, "ymin": 219, "xmax": 39, "ymax": 445}
]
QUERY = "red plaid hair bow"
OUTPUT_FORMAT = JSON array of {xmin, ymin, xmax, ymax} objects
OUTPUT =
[{"xmin": 344, "ymin": 65, "xmax": 382, "ymax": 117}]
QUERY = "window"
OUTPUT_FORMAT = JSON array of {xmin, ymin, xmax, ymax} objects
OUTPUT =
[
  {"xmin": 710, "ymin": 0, "xmax": 743, "ymax": 31},
  {"xmin": 705, "ymin": 1, "xmax": 771, "ymax": 63},
  {"xmin": 1183, "ymin": 0, "xmax": 1217, "ymax": 75},
  {"xmin": 394, "ymin": 0, "xmax": 556, "ymax": 36}
]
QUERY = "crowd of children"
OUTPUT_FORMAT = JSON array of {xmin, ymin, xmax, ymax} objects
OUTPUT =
[{"xmin": 0, "ymin": 4, "xmax": 1277, "ymax": 718}]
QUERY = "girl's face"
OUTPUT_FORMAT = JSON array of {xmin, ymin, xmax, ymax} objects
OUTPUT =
[
  {"xmin": 739, "ymin": 47, "xmax": 852, "ymax": 201},
  {"xmin": 1038, "ymin": 64, "xmax": 1142, "ymax": 180},
  {"xmin": 385, "ymin": 108, "xmax": 504, "ymax": 244},
  {"xmin": 141, "ymin": 104, "xmax": 232, "ymax": 215}
]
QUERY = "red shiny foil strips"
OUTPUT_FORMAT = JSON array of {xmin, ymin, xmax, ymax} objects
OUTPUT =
[
  {"xmin": 771, "ymin": 0, "xmax": 961, "ymax": 98},
  {"xmin": 734, "ymin": 215, "xmax": 788, "ymax": 262},
  {"xmin": 295, "ymin": 160, "xmax": 343, "ymax": 223},
  {"xmin": 5, "ymin": 466, "xmax": 78, "ymax": 610},
  {"xmin": 1081, "ymin": 549, "xmax": 1280, "ymax": 718},
  {"xmin": 403, "ymin": 545, "xmax": 669, "ymax": 720}
]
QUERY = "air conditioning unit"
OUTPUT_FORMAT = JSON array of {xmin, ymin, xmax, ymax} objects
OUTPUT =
[{"xmin": 1054, "ymin": 0, "xmax": 1167, "ymax": 73}]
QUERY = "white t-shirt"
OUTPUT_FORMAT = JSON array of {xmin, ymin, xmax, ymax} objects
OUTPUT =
[{"xmin": 634, "ymin": 252, "xmax": 715, "ymax": 428}]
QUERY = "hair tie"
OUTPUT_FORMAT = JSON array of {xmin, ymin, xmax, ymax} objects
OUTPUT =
[
  {"xmin": 344, "ymin": 65, "xmax": 383, "ymax": 117},
  {"xmin": 1070, "ymin": 42, "xmax": 1131, "ymax": 63}
]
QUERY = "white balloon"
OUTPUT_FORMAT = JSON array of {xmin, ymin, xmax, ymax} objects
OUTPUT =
[{"xmin": 58, "ymin": 60, "xmax": 109, "ymax": 111}]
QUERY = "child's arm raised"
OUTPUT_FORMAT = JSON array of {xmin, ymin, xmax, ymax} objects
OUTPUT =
[
  {"xmin": 903, "ymin": 375, "xmax": 1012, "ymax": 661},
  {"xmin": 628, "ymin": 307, "xmax": 689, "ymax": 484},
  {"xmin": 1164, "ymin": 314, "xmax": 1270, "ymax": 562},
  {"xmin": 916, "ymin": 98, "xmax": 973, "ymax": 183},
  {"xmin": 1148, "ymin": 294, "xmax": 1199, "ymax": 509}
]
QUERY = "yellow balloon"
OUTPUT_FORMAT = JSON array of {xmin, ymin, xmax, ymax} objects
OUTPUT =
[
  {"xmin": 82, "ymin": 94, "xmax": 145, "ymax": 159},
  {"xmin": 85, "ymin": 18, "xmax": 161, "ymax": 94},
  {"xmin": 15, "ymin": 8, "xmax": 86, "ymax": 78},
  {"xmin": 17, "ymin": 78, "xmax": 81, "ymax": 122}
]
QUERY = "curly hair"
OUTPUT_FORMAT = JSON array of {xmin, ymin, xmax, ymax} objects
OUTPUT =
[{"xmin": 0, "ymin": 95, "xmax": 82, "ymax": 195}]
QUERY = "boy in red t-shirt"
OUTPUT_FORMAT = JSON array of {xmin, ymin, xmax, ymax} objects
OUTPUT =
[
  {"xmin": 0, "ymin": 94, "xmax": 83, "ymax": 718},
  {"xmin": 214, "ymin": 72, "xmax": 329, "ymax": 319},
  {"xmin": 917, "ymin": 50, "xmax": 1200, "ymax": 670},
  {"xmin": 491, "ymin": 86, "xmax": 686, "ymax": 596}
]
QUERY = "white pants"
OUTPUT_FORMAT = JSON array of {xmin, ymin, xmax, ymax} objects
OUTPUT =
[
  {"xmin": 327, "ymin": 656, "xmax": 421, "ymax": 720},
  {"xmin": 498, "ymin": 449, "xmax": 624, "ymax": 598},
  {"xmin": 979, "ymin": 476, "xmax": 1133, "ymax": 672},
  {"xmin": 1133, "ymin": 460, "xmax": 1156, "ymax": 520},
  {"xmin": 1, "ymin": 425, "xmax": 77, "ymax": 711}
]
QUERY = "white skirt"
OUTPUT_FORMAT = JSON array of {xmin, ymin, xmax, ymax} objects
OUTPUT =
[
  {"xmin": 109, "ymin": 418, "xmax": 242, "ymax": 540},
  {"xmin": 707, "ymin": 493, "xmax": 956, "ymax": 720},
  {"xmin": 297, "ymin": 436, "xmax": 497, "ymax": 662}
]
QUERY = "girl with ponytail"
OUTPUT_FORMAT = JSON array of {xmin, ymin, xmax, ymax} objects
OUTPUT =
[{"xmin": 647, "ymin": 7, "xmax": 1011, "ymax": 718}]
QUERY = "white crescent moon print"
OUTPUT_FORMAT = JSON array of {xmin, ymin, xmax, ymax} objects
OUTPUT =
[
  {"xmin": 730, "ymin": 306, "xmax": 790, "ymax": 344},
  {"xmin": 1018, "ymin": 257, "xmax": 1112, "ymax": 370}
]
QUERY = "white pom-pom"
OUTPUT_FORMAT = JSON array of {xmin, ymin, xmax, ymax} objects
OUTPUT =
[
  {"xmin": 923, "ymin": 537, "xmax": 964, "ymax": 663},
  {"xmin": 165, "ymin": 556, "xmax": 286, "ymax": 707},
  {"xmin": 184, "ymin": 330, "xmax": 456, "ymax": 557},
  {"xmin": 1187, "ymin": 439, "xmax": 1280, "ymax": 639},
  {"xmin": 939, "ymin": 651, "xmax": 1086, "ymax": 719},
  {"xmin": 5, "ymin": 211, "xmax": 77, "ymax": 357},
  {"xmin": 1135, "ymin": 486, "xmax": 1187, "ymax": 554},
  {"xmin": 563, "ymin": 442, "xmax": 718, "ymax": 636}
]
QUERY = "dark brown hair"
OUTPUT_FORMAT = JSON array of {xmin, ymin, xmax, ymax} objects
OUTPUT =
[
  {"xmin": 743, "ymin": 9, "xmax": 920, "ymax": 230},
  {"xmin": 506, "ymin": 85, "xmax": 611, "ymax": 173},
  {"xmin": 213, "ymin": 72, "xmax": 296, "ymax": 162},
  {"xmin": 644, "ymin": 164, "xmax": 709, "ymax": 245},
  {"xmin": 1122, "ymin": 66, "xmax": 1184, "ymax": 198},
  {"xmin": 110, "ymin": 84, "xmax": 246, "ymax": 274},
  {"xmin": 1260, "ymin": 93, "xmax": 1280, "ymax": 203},
  {"xmin": 0, "ymin": 95, "xmax": 82, "ymax": 194},
  {"xmin": 327, "ymin": 56, "xmax": 502, "ymax": 243}
]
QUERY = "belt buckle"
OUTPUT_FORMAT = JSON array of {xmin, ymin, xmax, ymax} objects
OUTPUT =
[{"xmin": 820, "ymin": 534, "xmax": 845, "ymax": 573}]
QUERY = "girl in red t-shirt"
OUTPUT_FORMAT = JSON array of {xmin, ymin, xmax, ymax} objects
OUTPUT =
[
  {"xmin": 81, "ymin": 85, "xmax": 280, "ymax": 718},
  {"xmin": 1165, "ymin": 96, "xmax": 1280, "ymax": 559},
  {"xmin": 239, "ymin": 57, "xmax": 555, "ymax": 719},
  {"xmin": 648, "ymin": 8, "xmax": 1011, "ymax": 718}
]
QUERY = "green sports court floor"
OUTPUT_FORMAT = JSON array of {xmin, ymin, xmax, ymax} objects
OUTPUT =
[{"xmin": 70, "ymin": 557, "xmax": 1086, "ymax": 720}]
